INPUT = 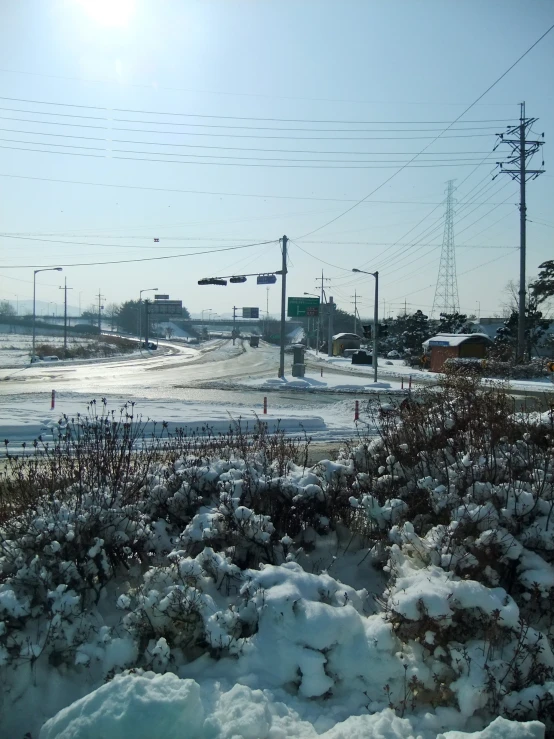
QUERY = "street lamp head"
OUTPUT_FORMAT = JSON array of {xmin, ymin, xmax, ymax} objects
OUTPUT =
[
  {"xmin": 55, "ymin": 267, "xmax": 63, "ymax": 272},
  {"xmin": 352, "ymin": 268, "xmax": 361, "ymax": 273}
]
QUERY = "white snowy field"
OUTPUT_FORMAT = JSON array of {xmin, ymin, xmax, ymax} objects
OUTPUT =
[
  {"xmin": 0, "ymin": 394, "xmax": 380, "ymax": 455},
  {"xmin": 0, "ymin": 333, "xmax": 143, "ymax": 369}
]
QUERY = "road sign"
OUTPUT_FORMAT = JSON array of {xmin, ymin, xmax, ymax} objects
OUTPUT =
[
  {"xmin": 154, "ymin": 294, "xmax": 169, "ymax": 300},
  {"xmin": 428, "ymin": 340, "xmax": 450, "ymax": 347},
  {"xmin": 242, "ymin": 307, "xmax": 259, "ymax": 319},
  {"xmin": 287, "ymin": 297, "xmax": 320, "ymax": 317},
  {"xmin": 148, "ymin": 299, "xmax": 182, "ymax": 316},
  {"xmin": 257, "ymin": 274, "xmax": 277, "ymax": 285}
]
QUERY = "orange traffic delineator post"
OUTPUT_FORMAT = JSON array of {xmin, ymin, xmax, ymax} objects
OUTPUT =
[
  {"xmin": 263, "ymin": 396, "xmax": 268, "ymax": 415},
  {"xmin": 51, "ymin": 390, "xmax": 56, "ymax": 409},
  {"xmin": 354, "ymin": 400, "xmax": 359, "ymax": 421}
]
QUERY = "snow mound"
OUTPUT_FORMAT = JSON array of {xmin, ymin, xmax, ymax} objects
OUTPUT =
[{"xmin": 39, "ymin": 672, "xmax": 545, "ymax": 739}]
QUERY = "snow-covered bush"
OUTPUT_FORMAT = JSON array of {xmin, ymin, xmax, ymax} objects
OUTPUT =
[
  {"xmin": 443, "ymin": 357, "xmax": 551, "ymax": 379},
  {"xmin": 344, "ymin": 376, "xmax": 554, "ymax": 727},
  {"xmin": 1, "ymin": 387, "xmax": 553, "ymax": 737}
]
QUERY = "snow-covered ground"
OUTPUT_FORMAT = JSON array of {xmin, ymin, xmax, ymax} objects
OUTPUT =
[
  {"xmin": 0, "ymin": 333, "xmax": 144, "ymax": 370},
  {"xmin": 248, "ymin": 371, "xmax": 410, "ymax": 394},
  {"xmin": 0, "ymin": 395, "xmax": 381, "ymax": 455},
  {"xmin": 307, "ymin": 351, "xmax": 554, "ymax": 392}
]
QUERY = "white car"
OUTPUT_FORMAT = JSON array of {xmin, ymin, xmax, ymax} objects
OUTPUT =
[{"xmin": 387, "ymin": 350, "xmax": 400, "ymax": 358}]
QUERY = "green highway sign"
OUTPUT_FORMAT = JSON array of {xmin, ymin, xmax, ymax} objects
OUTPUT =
[{"xmin": 287, "ymin": 297, "xmax": 320, "ymax": 318}]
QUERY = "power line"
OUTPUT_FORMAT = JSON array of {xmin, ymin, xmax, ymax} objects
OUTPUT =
[
  {"xmin": 0, "ymin": 107, "xmax": 511, "ymax": 132},
  {"xmin": 294, "ymin": 22, "xmax": 554, "ymax": 240},
  {"xmin": 0, "ymin": 137, "xmax": 498, "ymax": 165},
  {"xmin": 0, "ymin": 96, "xmax": 517, "ymax": 125},
  {"xmin": 0, "ymin": 143, "xmax": 502, "ymax": 168},
  {"xmin": 0, "ymin": 127, "xmax": 504, "ymax": 157},
  {"xmin": 0, "ymin": 116, "xmax": 500, "ymax": 140},
  {"xmin": 0, "ymin": 240, "xmax": 277, "ymax": 269},
  {"xmin": 0, "ymin": 172, "xmax": 517, "ymax": 207}
]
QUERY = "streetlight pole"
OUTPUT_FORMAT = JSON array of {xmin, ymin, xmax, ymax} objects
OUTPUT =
[
  {"xmin": 32, "ymin": 267, "xmax": 62, "ymax": 362},
  {"xmin": 139, "ymin": 288, "xmax": 158, "ymax": 343},
  {"xmin": 352, "ymin": 268, "xmax": 379, "ymax": 383}
]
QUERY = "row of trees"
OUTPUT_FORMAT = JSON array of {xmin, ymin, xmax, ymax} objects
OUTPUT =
[{"xmin": 80, "ymin": 300, "xmax": 191, "ymax": 335}]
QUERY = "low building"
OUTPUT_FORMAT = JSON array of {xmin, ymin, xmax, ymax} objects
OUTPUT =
[
  {"xmin": 332, "ymin": 332, "xmax": 362, "ymax": 356},
  {"xmin": 423, "ymin": 333, "xmax": 493, "ymax": 372}
]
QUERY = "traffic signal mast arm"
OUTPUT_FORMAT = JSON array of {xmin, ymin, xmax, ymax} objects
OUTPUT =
[{"xmin": 198, "ymin": 269, "xmax": 281, "ymax": 285}]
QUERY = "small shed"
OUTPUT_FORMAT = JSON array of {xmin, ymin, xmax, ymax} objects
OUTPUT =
[
  {"xmin": 423, "ymin": 333, "xmax": 493, "ymax": 372},
  {"xmin": 332, "ymin": 332, "xmax": 362, "ymax": 356}
]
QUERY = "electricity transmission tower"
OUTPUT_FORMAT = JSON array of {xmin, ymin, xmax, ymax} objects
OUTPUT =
[
  {"xmin": 431, "ymin": 180, "xmax": 459, "ymax": 318},
  {"xmin": 495, "ymin": 102, "xmax": 545, "ymax": 361}
]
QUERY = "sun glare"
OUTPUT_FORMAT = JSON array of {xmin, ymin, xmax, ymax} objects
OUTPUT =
[{"xmin": 75, "ymin": 0, "xmax": 136, "ymax": 28}]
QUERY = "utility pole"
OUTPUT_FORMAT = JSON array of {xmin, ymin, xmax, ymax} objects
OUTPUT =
[
  {"xmin": 59, "ymin": 277, "xmax": 73, "ymax": 352},
  {"xmin": 351, "ymin": 291, "xmax": 359, "ymax": 334},
  {"xmin": 97, "ymin": 289, "xmax": 105, "ymax": 336},
  {"xmin": 278, "ymin": 235, "xmax": 288, "ymax": 378},
  {"xmin": 232, "ymin": 306, "xmax": 237, "ymax": 345},
  {"xmin": 495, "ymin": 102, "xmax": 545, "ymax": 361},
  {"xmin": 315, "ymin": 270, "xmax": 331, "ymax": 354},
  {"xmin": 327, "ymin": 296, "xmax": 334, "ymax": 357}
]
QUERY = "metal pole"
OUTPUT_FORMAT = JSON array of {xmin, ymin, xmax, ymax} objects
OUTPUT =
[
  {"xmin": 32, "ymin": 270, "xmax": 37, "ymax": 362},
  {"xmin": 373, "ymin": 271, "xmax": 379, "ymax": 383},
  {"xmin": 317, "ymin": 270, "xmax": 323, "ymax": 354},
  {"xmin": 353, "ymin": 291, "xmax": 358, "ymax": 334},
  {"xmin": 233, "ymin": 306, "xmax": 236, "ymax": 345},
  {"xmin": 518, "ymin": 102, "xmax": 527, "ymax": 363},
  {"xmin": 138, "ymin": 299, "xmax": 142, "ymax": 340},
  {"xmin": 327, "ymin": 296, "xmax": 334, "ymax": 357},
  {"xmin": 63, "ymin": 278, "xmax": 67, "ymax": 352},
  {"xmin": 145, "ymin": 300, "xmax": 149, "ymax": 346},
  {"xmin": 278, "ymin": 235, "xmax": 287, "ymax": 377}
]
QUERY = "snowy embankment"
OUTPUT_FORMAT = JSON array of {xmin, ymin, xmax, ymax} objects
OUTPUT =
[
  {"xmin": 1, "ymin": 380, "xmax": 553, "ymax": 738},
  {"xmin": 309, "ymin": 352, "xmax": 554, "ymax": 393}
]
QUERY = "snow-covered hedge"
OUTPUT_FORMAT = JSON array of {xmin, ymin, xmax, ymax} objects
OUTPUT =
[
  {"xmin": 1, "ymin": 387, "xmax": 553, "ymax": 737},
  {"xmin": 443, "ymin": 357, "xmax": 551, "ymax": 379}
]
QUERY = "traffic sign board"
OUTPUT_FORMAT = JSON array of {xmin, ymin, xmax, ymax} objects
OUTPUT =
[
  {"xmin": 287, "ymin": 297, "xmax": 320, "ymax": 317},
  {"xmin": 149, "ymin": 299, "xmax": 182, "ymax": 316},
  {"xmin": 257, "ymin": 274, "xmax": 277, "ymax": 285},
  {"xmin": 154, "ymin": 294, "xmax": 169, "ymax": 300},
  {"xmin": 242, "ymin": 307, "xmax": 259, "ymax": 319}
]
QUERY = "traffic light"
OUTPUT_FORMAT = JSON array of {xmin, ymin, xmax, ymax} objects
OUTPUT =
[
  {"xmin": 379, "ymin": 323, "xmax": 389, "ymax": 337},
  {"xmin": 198, "ymin": 278, "xmax": 228, "ymax": 286},
  {"xmin": 362, "ymin": 325, "xmax": 372, "ymax": 339},
  {"xmin": 230, "ymin": 276, "xmax": 247, "ymax": 283}
]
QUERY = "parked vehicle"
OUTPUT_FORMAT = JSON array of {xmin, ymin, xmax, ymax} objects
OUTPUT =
[
  {"xmin": 42, "ymin": 355, "xmax": 60, "ymax": 362},
  {"xmin": 142, "ymin": 341, "xmax": 157, "ymax": 350},
  {"xmin": 351, "ymin": 350, "xmax": 373, "ymax": 365}
]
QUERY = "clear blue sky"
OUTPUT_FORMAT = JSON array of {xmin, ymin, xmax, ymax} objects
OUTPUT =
[{"xmin": 0, "ymin": 0, "xmax": 553, "ymax": 320}]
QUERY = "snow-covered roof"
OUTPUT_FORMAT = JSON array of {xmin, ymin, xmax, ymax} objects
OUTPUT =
[
  {"xmin": 423, "ymin": 333, "xmax": 493, "ymax": 349},
  {"xmin": 332, "ymin": 333, "xmax": 361, "ymax": 341}
]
